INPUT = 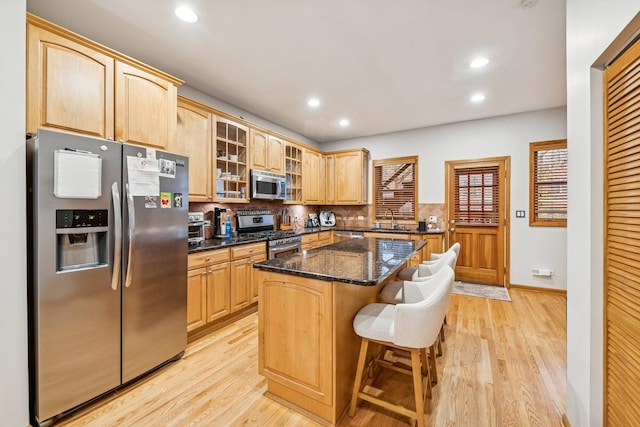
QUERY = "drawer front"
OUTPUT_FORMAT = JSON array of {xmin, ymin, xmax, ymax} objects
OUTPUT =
[
  {"xmin": 231, "ymin": 242, "xmax": 266, "ymax": 259},
  {"xmin": 188, "ymin": 248, "xmax": 230, "ymax": 269},
  {"xmin": 317, "ymin": 231, "xmax": 331, "ymax": 242},
  {"xmin": 301, "ymin": 233, "xmax": 318, "ymax": 245}
]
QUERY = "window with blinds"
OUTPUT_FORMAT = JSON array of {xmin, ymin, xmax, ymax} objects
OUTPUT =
[
  {"xmin": 373, "ymin": 156, "xmax": 418, "ymax": 221},
  {"xmin": 529, "ymin": 139, "xmax": 567, "ymax": 227},
  {"xmin": 454, "ymin": 166, "xmax": 499, "ymax": 225}
]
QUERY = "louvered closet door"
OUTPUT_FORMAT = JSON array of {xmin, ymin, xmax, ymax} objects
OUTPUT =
[{"xmin": 604, "ymin": 36, "xmax": 640, "ymax": 426}]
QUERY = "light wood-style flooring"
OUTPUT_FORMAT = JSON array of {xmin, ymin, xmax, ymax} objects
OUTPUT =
[{"xmin": 56, "ymin": 288, "xmax": 566, "ymax": 426}]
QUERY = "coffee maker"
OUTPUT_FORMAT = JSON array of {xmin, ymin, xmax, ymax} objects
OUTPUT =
[{"xmin": 213, "ymin": 207, "xmax": 228, "ymax": 237}]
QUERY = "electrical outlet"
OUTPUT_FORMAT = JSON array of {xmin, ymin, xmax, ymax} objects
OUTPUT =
[
  {"xmin": 429, "ymin": 215, "xmax": 438, "ymax": 223},
  {"xmin": 294, "ymin": 215, "xmax": 299, "ymax": 222}
]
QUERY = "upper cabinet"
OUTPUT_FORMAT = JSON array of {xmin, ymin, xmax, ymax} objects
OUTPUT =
[
  {"xmin": 114, "ymin": 62, "xmax": 177, "ymax": 150},
  {"xmin": 284, "ymin": 142, "xmax": 303, "ymax": 204},
  {"xmin": 26, "ymin": 14, "xmax": 182, "ymax": 150},
  {"xmin": 26, "ymin": 20, "xmax": 115, "ymax": 139},
  {"xmin": 175, "ymin": 96, "xmax": 212, "ymax": 202},
  {"xmin": 302, "ymin": 148, "xmax": 325, "ymax": 205},
  {"xmin": 326, "ymin": 149, "xmax": 370, "ymax": 205},
  {"xmin": 250, "ymin": 129, "xmax": 284, "ymax": 174},
  {"xmin": 215, "ymin": 117, "xmax": 249, "ymax": 202}
]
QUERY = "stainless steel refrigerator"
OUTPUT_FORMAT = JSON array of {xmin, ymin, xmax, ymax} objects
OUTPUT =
[{"xmin": 27, "ymin": 129, "xmax": 188, "ymax": 427}]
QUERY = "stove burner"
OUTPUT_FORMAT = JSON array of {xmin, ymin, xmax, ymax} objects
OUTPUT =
[
  {"xmin": 235, "ymin": 212, "xmax": 302, "ymax": 249},
  {"xmin": 238, "ymin": 230, "xmax": 301, "ymax": 245}
]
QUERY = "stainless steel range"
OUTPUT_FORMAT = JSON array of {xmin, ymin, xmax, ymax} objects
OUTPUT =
[{"xmin": 235, "ymin": 209, "xmax": 301, "ymax": 259}]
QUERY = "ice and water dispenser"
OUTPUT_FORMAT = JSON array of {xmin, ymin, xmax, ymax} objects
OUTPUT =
[{"xmin": 56, "ymin": 209, "xmax": 108, "ymax": 271}]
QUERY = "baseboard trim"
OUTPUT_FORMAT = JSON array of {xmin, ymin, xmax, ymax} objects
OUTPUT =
[
  {"xmin": 509, "ymin": 283, "xmax": 567, "ymax": 296},
  {"xmin": 562, "ymin": 413, "xmax": 571, "ymax": 427}
]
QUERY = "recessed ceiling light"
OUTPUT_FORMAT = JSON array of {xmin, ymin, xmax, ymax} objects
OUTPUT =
[
  {"xmin": 175, "ymin": 6, "xmax": 198, "ymax": 23},
  {"xmin": 470, "ymin": 93, "xmax": 486, "ymax": 103},
  {"xmin": 339, "ymin": 119, "xmax": 350, "ymax": 127},
  {"xmin": 307, "ymin": 98, "xmax": 320, "ymax": 107},
  {"xmin": 470, "ymin": 57, "xmax": 489, "ymax": 68}
]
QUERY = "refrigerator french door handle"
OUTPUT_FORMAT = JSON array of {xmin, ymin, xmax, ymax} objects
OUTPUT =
[
  {"xmin": 125, "ymin": 183, "xmax": 135, "ymax": 288},
  {"xmin": 111, "ymin": 182, "xmax": 122, "ymax": 291}
]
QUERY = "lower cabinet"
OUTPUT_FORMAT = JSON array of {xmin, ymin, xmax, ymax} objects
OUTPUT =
[
  {"xmin": 187, "ymin": 241, "xmax": 266, "ymax": 334},
  {"xmin": 230, "ymin": 242, "xmax": 267, "ymax": 313},
  {"xmin": 186, "ymin": 267, "xmax": 208, "ymax": 332},
  {"xmin": 422, "ymin": 234, "xmax": 444, "ymax": 261},
  {"xmin": 186, "ymin": 248, "xmax": 231, "ymax": 333},
  {"xmin": 302, "ymin": 231, "xmax": 333, "ymax": 251}
]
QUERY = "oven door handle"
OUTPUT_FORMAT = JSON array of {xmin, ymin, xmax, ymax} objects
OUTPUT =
[
  {"xmin": 269, "ymin": 241, "xmax": 302, "ymax": 259},
  {"xmin": 273, "ymin": 242, "xmax": 301, "ymax": 251}
]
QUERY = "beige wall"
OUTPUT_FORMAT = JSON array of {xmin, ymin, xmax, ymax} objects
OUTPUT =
[
  {"xmin": 323, "ymin": 108, "xmax": 568, "ymax": 290},
  {"xmin": 0, "ymin": 1, "xmax": 29, "ymax": 425},
  {"xmin": 566, "ymin": 2, "xmax": 640, "ymax": 426}
]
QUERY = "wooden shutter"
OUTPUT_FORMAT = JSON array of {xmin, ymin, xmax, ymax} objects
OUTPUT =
[
  {"xmin": 454, "ymin": 165, "xmax": 499, "ymax": 225},
  {"xmin": 530, "ymin": 140, "xmax": 568, "ymax": 227},
  {"xmin": 604, "ymin": 35, "xmax": 640, "ymax": 426},
  {"xmin": 373, "ymin": 156, "xmax": 418, "ymax": 220}
]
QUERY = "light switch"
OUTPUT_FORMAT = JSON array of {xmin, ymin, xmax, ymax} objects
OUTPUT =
[{"xmin": 515, "ymin": 210, "xmax": 526, "ymax": 218}]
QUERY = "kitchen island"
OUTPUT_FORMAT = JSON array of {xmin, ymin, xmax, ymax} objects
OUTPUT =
[{"xmin": 253, "ymin": 237, "xmax": 426, "ymax": 426}]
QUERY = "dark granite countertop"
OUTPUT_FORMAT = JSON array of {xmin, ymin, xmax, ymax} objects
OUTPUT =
[{"xmin": 253, "ymin": 237, "xmax": 426, "ymax": 286}]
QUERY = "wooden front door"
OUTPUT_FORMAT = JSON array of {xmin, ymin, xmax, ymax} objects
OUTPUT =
[{"xmin": 445, "ymin": 157, "xmax": 510, "ymax": 286}]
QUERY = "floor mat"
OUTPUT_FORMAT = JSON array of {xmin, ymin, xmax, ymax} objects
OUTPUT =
[{"xmin": 452, "ymin": 281, "xmax": 511, "ymax": 301}]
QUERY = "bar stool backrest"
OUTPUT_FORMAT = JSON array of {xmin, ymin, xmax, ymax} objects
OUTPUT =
[{"xmin": 393, "ymin": 265, "xmax": 454, "ymax": 348}]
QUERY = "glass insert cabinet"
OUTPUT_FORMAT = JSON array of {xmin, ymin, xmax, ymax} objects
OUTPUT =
[{"xmin": 216, "ymin": 118, "xmax": 248, "ymax": 201}]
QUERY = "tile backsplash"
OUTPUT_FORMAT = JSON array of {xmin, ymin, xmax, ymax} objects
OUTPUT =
[{"xmin": 190, "ymin": 201, "xmax": 446, "ymax": 232}]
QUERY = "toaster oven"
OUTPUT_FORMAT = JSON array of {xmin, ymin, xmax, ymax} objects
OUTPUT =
[{"xmin": 188, "ymin": 212, "xmax": 205, "ymax": 245}]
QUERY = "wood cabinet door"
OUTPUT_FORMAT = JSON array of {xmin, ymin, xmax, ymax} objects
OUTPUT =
[
  {"xmin": 206, "ymin": 262, "xmax": 231, "ymax": 322},
  {"xmin": 325, "ymin": 154, "xmax": 336, "ymax": 204},
  {"xmin": 26, "ymin": 23, "xmax": 115, "ymax": 138},
  {"xmin": 259, "ymin": 272, "xmax": 333, "ymax": 405},
  {"xmin": 249, "ymin": 129, "xmax": 269, "ymax": 170},
  {"xmin": 230, "ymin": 258, "xmax": 252, "ymax": 312},
  {"xmin": 187, "ymin": 267, "xmax": 207, "ymax": 332},
  {"xmin": 303, "ymin": 149, "xmax": 323, "ymax": 204},
  {"xmin": 115, "ymin": 61, "xmax": 177, "ymax": 149},
  {"xmin": 267, "ymin": 135, "xmax": 285, "ymax": 173},
  {"xmin": 250, "ymin": 131, "xmax": 284, "ymax": 173},
  {"xmin": 176, "ymin": 99, "xmax": 212, "ymax": 201},
  {"xmin": 250, "ymin": 253, "xmax": 267, "ymax": 303},
  {"xmin": 284, "ymin": 142, "xmax": 303, "ymax": 203},
  {"xmin": 334, "ymin": 151, "xmax": 364, "ymax": 204},
  {"xmin": 425, "ymin": 235, "xmax": 444, "ymax": 260}
]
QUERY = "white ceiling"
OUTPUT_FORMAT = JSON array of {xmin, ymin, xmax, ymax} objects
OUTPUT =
[{"xmin": 26, "ymin": 0, "xmax": 566, "ymax": 143}]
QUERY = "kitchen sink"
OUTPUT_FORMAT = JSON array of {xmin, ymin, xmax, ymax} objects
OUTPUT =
[{"xmin": 367, "ymin": 226, "xmax": 408, "ymax": 232}]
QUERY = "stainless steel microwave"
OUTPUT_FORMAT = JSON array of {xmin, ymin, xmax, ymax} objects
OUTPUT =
[{"xmin": 250, "ymin": 170, "xmax": 286, "ymax": 200}]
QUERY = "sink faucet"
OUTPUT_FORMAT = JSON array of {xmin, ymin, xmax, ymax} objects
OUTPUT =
[{"xmin": 383, "ymin": 209, "xmax": 396, "ymax": 229}]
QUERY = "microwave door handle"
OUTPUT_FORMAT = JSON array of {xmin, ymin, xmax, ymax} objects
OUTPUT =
[
  {"xmin": 125, "ymin": 183, "xmax": 135, "ymax": 288},
  {"xmin": 111, "ymin": 182, "xmax": 122, "ymax": 291},
  {"xmin": 279, "ymin": 179, "xmax": 286, "ymax": 199}
]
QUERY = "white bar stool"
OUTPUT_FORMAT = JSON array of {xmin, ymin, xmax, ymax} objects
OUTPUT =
[{"xmin": 349, "ymin": 266, "xmax": 454, "ymax": 427}]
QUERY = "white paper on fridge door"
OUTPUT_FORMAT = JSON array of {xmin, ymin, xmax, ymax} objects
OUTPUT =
[
  {"xmin": 54, "ymin": 149, "xmax": 102, "ymax": 199},
  {"xmin": 127, "ymin": 156, "xmax": 159, "ymax": 196}
]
